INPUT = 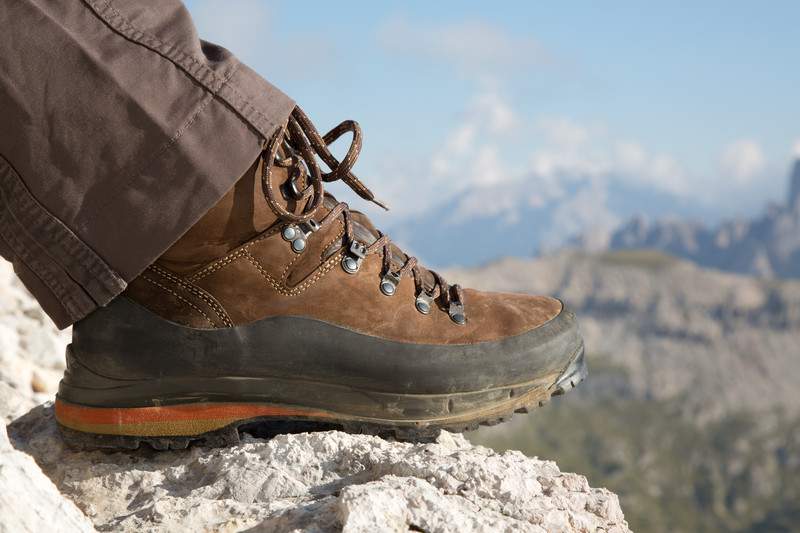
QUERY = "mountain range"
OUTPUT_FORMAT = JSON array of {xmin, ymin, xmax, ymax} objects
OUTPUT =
[
  {"xmin": 577, "ymin": 160, "xmax": 800, "ymax": 278},
  {"xmin": 447, "ymin": 250, "xmax": 800, "ymax": 533},
  {"xmin": 385, "ymin": 160, "xmax": 800, "ymax": 279},
  {"xmin": 383, "ymin": 173, "xmax": 721, "ymax": 268}
]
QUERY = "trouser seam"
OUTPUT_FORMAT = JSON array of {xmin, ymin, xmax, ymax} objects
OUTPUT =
[
  {"xmin": 82, "ymin": 0, "xmax": 280, "ymax": 137},
  {"xmin": 76, "ymin": 90, "xmax": 218, "ymax": 229}
]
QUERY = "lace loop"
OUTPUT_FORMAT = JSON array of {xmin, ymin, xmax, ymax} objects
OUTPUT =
[{"xmin": 261, "ymin": 106, "xmax": 465, "ymax": 323}]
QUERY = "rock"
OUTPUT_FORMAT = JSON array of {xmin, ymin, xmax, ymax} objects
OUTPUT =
[
  {"xmin": 8, "ymin": 405, "xmax": 630, "ymax": 533},
  {"xmin": 0, "ymin": 260, "xmax": 69, "ymax": 414},
  {"xmin": 0, "ymin": 381, "xmax": 36, "ymax": 424},
  {"xmin": 0, "ymin": 422, "xmax": 96, "ymax": 533}
]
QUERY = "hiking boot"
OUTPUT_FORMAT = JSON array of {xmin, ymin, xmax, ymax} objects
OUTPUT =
[{"xmin": 55, "ymin": 107, "xmax": 586, "ymax": 450}]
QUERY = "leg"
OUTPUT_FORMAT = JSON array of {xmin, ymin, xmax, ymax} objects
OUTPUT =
[
  {"xmin": 1, "ymin": 1, "xmax": 587, "ymax": 448},
  {"xmin": 0, "ymin": 0, "xmax": 294, "ymax": 327}
]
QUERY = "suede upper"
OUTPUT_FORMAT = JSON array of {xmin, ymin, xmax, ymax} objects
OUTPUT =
[
  {"xmin": 124, "ymin": 113, "xmax": 564, "ymax": 345},
  {"xmin": 125, "ymin": 167, "xmax": 562, "ymax": 345}
]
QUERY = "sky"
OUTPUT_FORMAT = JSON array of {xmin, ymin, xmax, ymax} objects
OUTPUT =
[{"xmin": 184, "ymin": 0, "xmax": 800, "ymax": 225}]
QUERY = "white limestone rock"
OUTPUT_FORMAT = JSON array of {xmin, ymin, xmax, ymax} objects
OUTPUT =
[
  {"xmin": 0, "ymin": 381, "xmax": 36, "ymax": 424},
  {"xmin": 0, "ymin": 260, "xmax": 69, "ymax": 422},
  {"xmin": 0, "ymin": 422, "xmax": 96, "ymax": 533},
  {"xmin": 8, "ymin": 405, "xmax": 629, "ymax": 533}
]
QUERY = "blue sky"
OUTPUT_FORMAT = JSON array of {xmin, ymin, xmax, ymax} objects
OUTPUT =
[{"xmin": 185, "ymin": 1, "xmax": 800, "ymax": 225}]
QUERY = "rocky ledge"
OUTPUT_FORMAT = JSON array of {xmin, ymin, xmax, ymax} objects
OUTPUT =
[
  {"xmin": 3, "ymin": 403, "xmax": 629, "ymax": 532},
  {"xmin": 0, "ymin": 259, "xmax": 629, "ymax": 532}
]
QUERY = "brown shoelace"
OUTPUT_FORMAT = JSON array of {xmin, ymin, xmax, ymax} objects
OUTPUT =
[{"xmin": 260, "ymin": 106, "xmax": 466, "ymax": 324}]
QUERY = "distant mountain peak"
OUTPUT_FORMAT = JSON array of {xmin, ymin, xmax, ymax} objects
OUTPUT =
[
  {"xmin": 789, "ymin": 159, "xmax": 800, "ymax": 210},
  {"xmin": 582, "ymin": 161, "xmax": 800, "ymax": 279}
]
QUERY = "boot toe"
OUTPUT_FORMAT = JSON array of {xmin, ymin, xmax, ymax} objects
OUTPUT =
[
  {"xmin": 462, "ymin": 289, "xmax": 564, "ymax": 341},
  {"xmin": 459, "ymin": 289, "xmax": 583, "ymax": 390}
]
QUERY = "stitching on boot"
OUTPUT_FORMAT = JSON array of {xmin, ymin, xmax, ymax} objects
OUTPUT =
[
  {"xmin": 141, "ymin": 275, "xmax": 216, "ymax": 328},
  {"xmin": 320, "ymin": 219, "xmax": 345, "ymax": 262},
  {"xmin": 185, "ymin": 222, "xmax": 346, "ymax": 296},
  {"xmin": 149, "ymin": 265, "xmax": 233, "ymax": 327},
  {"xmin": 188, "ymin": 249, "xmax": 249, "ymax": 282},
  {"xmin": 187, "ymin": 226, "xmax": 281, "ymax": 282},
  {"xmin": 279, "ymin": 219, "xmax": 345, "ymax": 285},
  {"xmin": 244, "ymin": 249, "xmax": 344, "ymax": 296},
  {"xmin": 279, "ymin": 244, "xmax": 303, "ymax": 283}
]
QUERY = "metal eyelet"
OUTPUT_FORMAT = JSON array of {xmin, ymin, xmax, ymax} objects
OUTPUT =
[
  {"xmin": 341, "ymin": 241, "xmax": 368, "ymax": 274},
  {"xmin": 282, "ymin": 219, "xmax": 319, "ymax": 254},
  {"xmin": 282, "ymin": 225, "xmax": 299, "ymax": 241},
  {"xmin": 448, "ymin": 300, "xmax": 467, "ymax": 325},
  {"xmin": 380, "ymin": 272, "xmax": 401, "ymax": 296},
  {"xmin": 415, "ymin": 291, "xmax": 434, "ymax": 315},
  {"xmin": 281, "ymin": 175, "xmax": 313, "ymax": 201},
  {"xmin": 291, "ymin": 238, "xmax": 306, "ymax": 253}
]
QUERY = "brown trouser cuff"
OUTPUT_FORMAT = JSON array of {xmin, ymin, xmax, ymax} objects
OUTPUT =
[{"xmin": 0, "ymin": 0, "xmax": 295, "ymax": 327}]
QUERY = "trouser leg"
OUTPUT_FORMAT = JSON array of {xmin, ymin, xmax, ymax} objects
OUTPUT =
[{"xmin": 0, "ymin": 0, "xmax": 294, "ymax": 328}]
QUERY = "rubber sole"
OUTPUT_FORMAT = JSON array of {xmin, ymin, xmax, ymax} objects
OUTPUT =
[{"xmin": 56, "ymin": 345, "xmax": 587, "ymax": 451}]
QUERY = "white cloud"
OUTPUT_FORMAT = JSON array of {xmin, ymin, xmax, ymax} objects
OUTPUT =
[
  {"xmin": 380, "ymin": 103, "xmax": 781, "ymax": 236},
  {"xmin": 720, "ymin": 139, "xmax": 765, "ymax": 185},
  {"xmin": 538, "ymin": 118, "xmax": 590, "ymax": 149},
  {"xmin": 546, "ymin": 180, "xmax": 619, "ymax": 248},
  {"xmin": 396, "ymin": 82, "xmax": 706, "ymax": 229},
  {"xmin": 471, "ymin": 146, "xmax": 505, "ymax": 187},
  {"xmin": 792, "ymin": 139, "xmax": 800, "ymax": 158},
  {"xmin": 524, "ymin": 122, "xmax": 690, "ymax": 197},
  {"xmin": 474, "ymin": 92, "xmax": 518, "ymax": 133},
  {"xmin": 445, "ymin": 124, "xmax": 477, "ymax": 154},
  {"xmin": 189, "ymin": 0, "xmax": 334, "ymax": 81},
  {"xmin": 614, "ymin": 142, "xmax": 690, "ymax": 195},
  {"xmin": 526, "ymin": 118, "xmax": 608, "ymax": 184},
  {"xmin": 378, "ymin": 90, "xmax": 523, "ymax": 220},
  {"xmin": 190, "ymin": 0, "xmax": 270, "ymax": 66},
  {"xmin": 615, "ymin": 141, "xmax": 648, "ymax": 172},
  {"xmin": 421, "ymin": 94, "xmax": 693, "ymax": 228},
  {"xmin": 377, "ymin": 17, "xmax": 549, "ymax": 78},
  {"xmin": 429, "ymin": 90, "xmax": 518, "ymax": 187},
  {"xmin": 446, "ymin": 184, "xmax": 526, "ymax": 226}
]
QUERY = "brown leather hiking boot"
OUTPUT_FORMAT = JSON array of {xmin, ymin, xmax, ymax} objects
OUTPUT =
[{"xmin": 55, "ymin": 107, "xmax": 586, "ymax": 450}]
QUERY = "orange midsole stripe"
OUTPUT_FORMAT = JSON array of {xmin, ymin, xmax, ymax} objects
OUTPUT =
[{"xmin": 55, "ymin": 399, "xmax": 330, "ymax": 426}]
